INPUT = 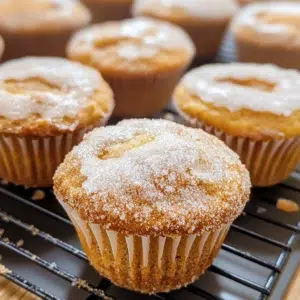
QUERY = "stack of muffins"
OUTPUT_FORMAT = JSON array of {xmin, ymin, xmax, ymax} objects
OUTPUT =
[{"xmin": 0, "ymin": 0, "xmax": 298, "ymax": 295}]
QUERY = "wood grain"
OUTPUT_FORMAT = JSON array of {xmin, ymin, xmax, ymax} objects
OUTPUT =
[
  {"xmin": 0, "ymin": 276, "xmax": 40, "ymax": 300},
  {"xmin": 284, "ymin": 265, "xmax": 300, "ymax": 300}
]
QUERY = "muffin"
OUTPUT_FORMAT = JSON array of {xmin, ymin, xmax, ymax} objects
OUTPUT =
[
  {"xmin": 174, "ymin": 63, "xmax": 300, "ymax": 187},
  {"xmin": 54, "ymin": 119, "xmax": 250, "ymax": 293},
  {"xmin": 82, "ymin": 0, "xmax": 133, "ymax": 23},
  {"xmin": 231, "ymin": 2, "xmax": 300, "ymax": 69},
  {"xmin": 132, "ymin": 0, "xmax": 238, "ymax": 59},
  {"xmin": 67, "ymin": 17, "xmax": 195, "ymax": 117},
  {"xmin": 0, "ymin": 57, "xmax": 114, "ymax": 187},
  {"xmin": 0, "ymin": 0, "xmax": 91, "ymax": 60}
]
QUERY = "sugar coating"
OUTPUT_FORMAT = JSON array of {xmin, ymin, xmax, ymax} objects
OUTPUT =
[
  {"xmin": 0, "ymin": 57, "xmax": 102, "ymax": 121},
  {"xmin": 69, "ymin": 17, "xmax": 195, "ymax": 60},
  {"xmin": 182, "ymin": 63, "xmax": 300, "ymax": 116},
  {"xmin": 60, "ymin": 119, "xmax": 251, "ymax": 234},
  {"xmin": 133, "ymin": 0, "xmax": 239, "ymax": 19},
  {"xmin": 0, "ymin": 0, "xmax": 90, "ymax": 31},
  {"xmin": 232, "ymin": 2, "xmax": 300, "ymax": 42}
]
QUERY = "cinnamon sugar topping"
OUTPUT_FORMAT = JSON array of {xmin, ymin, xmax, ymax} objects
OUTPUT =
[
  {"xmin": 0, "ymin": 57, "xmax": 102, "ymax": 122},
  {"xmin": 55, "ymin": 119, "xmax": 251, "ymax": 235},
  {"xmin": 0, "ymin": 0, "xmax": 90, "ymax": 33},
  {"xmin": 68, "ymin": 17, "xmax": 195, "ymax": 61},
  {"xmin": 182, "ymin": 63, "xmax": 300, "ymax": 116}
]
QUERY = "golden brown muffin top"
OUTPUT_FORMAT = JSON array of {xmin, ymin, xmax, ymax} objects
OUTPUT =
[
  {"xmin": 67, "ymin": 17, "xmax": 195, "ymax": 75},
  {"xmin": 133, "ymin": 0, "xmax": 238, "ymax": 23},
  {"xmin": 231, "ymin": 2, "xmax": 300, "ymax": 47},
  {"xmin": 174, "ymin": 63, "xmax": 300, "ymax": 140},
  {"xmin": 0, "ymin": 0, "xmax": 91, "ymax": 34},
  {"xmin": 54, "ymin": 119, "xmax": 250, "ymax": 236},
  {"xmin": 0, "ymin": 57, "xmax": 114, "ymax": 136}
]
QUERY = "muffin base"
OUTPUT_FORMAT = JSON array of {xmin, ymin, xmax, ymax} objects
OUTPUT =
[
  {"xmin": 84, "ymin": 1, "xmax": 131, "ymax": 23},
  {"xmin": 107, "ymin": 69, "xmax": 185, "ymax": 117},
  {"xmin": 60, "ymin": 201, "xmax": 230, "ymax": 294},
  {"xmin": 235, "ymin": 35, "xmax": 300, "ymax": 69},
  {"xmin": 0, "ymin": 127, "xmax": 92, "ymax": 187},
  {"xmin": 182, "ymin": 18, "xmax": 230, "ymax": 59},
  {"xmin": 1, "ymin": 30, "xmax": 76, "ymax": 60},
  {"xmin": 176, "ymin": 109, "xmax": 300, "ymax": 186}
]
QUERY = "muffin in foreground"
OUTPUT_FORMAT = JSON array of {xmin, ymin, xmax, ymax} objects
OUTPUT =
[
  {"xmin": 54, "ymin": 119, "xmax": 250, "ymax": 293},
  {"xmin": 0, "ymin": 57, "xmax": 114, "ymax": 187},
  {"xmin": 174, "ymin": 63, "xmax": 300, "ymax": 187},
  {"xmin": 82, "ymin": 0, "xmax": 133, "ymax": 22},
  {"xmin": 231, "ymin": 2, "xmax": 300, "ymax": 69},
  {"xmin": 0, "ymin": 0, "xmax": 91, "ymax": 60},
  {"xmin": 132, "ymin": 0, "xmax": 238, "ymax": 59},
  {"xmin": 67, "ymin": 17, "xmax": 195, "ymax": 117}
]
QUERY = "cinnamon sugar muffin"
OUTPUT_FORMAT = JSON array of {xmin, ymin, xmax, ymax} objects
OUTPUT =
[
  {"xmin": 132, "ymin": 0, "xmax": 238, "ymax": 59},
  {"xmin": 54, "ymin": 119, "xmax": 250, "ymax": 293},
  {"xmin": 67, "ymin": 17, "xmax": 195, "ymax": 117},
  {"xmin": 0, "ymin": 57, "xmax": 114, "ymax": 187},
  {"xmin": 231, "ymin": 2, "xmax": 300, "ymax": 69},
  {"xmin": 82, "ymin": 0, "xmax": 133, "ymax": 23},
  {"xmin": 0, "ymin": 0, "xmax": 91, "ymax": 60},
  {"xmin": 174, "ymin": 63, "xmax": 300, "ymax": 186}
]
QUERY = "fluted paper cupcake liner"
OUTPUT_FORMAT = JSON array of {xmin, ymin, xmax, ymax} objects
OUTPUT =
[
  {"xmin": 176, "ymin": 109, "xmax": 300, "ymax": 186},
  {"xmin": 60, "ymin": 201, "xmax": 230, "ymax": 293},
  {"xmin": 107, "ymin": 70, "xmax": 185, "ymax": 117},
  {"xmin": 0, "ymin": 126, "xmax": 95, "ymax": 187}
]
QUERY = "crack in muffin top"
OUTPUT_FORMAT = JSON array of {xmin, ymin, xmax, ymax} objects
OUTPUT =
[
  {"xmin": 67, "ymin": 17, "xmax": 195, "ymax": 73},
  {"xmin": 231, "ymin": 2, "xmax": 300, "ymax": 46},
  {"xmin": 0, "ymin": 57, "xmax": 114, "ymax": 135},
  {"xmin": 54, "ymin": 119, "xmax": 251, "ymax": 236},
  {"xmin": 180, "ymin": 63, "xmax": 300, "ymax": 116}
]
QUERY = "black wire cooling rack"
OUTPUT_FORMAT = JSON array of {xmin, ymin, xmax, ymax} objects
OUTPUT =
[{"xmin": 0, "ymin": 34, "xmax": 299, "ymax": 300}]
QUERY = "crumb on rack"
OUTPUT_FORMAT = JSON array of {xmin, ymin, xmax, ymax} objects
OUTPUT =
[
  {"xmin": 0, "ymin": 229, "xmax": 4, "ymax": 237},
  {"xmin": 16, "ymin": 239, "xmax": 24, "ymax": 247},
  {"xmin": 72, "ymin": 278, "xmax": 112, "ymax": 299},
  {"xmin": 32, "ymin": 190, "xmax": 45, "ymax": 201},
  {"xmin": 29, "ymin": 225, "xmax": 39, "ymax": 236},
  {"xmin": 276, "ymin": 198, "xmax": 299, "ymax": 213}
]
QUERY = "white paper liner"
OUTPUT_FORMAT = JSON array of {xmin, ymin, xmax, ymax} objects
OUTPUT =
[
  {"xmin": 0, "ymin": 106, "xmax": 113, "ymax": 187},
  {"xmin": 60, "ymin": 201, "xmax": 230, "ymax": 268},
  {"xmin": 0, "ymin": 127, "xmax": 90, "ymax": 186},
  {"xmin": 200, "ymin": 122, "xmax": 299, "ymax": 186},
  {"xmin": 175, "ymin": 106, "xmax": 300, "ymax": 186}
]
